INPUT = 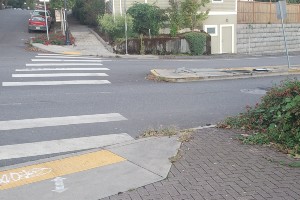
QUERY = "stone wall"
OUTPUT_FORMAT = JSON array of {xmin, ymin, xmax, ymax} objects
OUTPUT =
[{"xmin": 237, "ymin": 24, "xmax": 300, "ymax": 55}]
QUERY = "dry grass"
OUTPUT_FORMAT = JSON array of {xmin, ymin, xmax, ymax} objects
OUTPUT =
[
  {"xmin": 169, "ymin": 149, "xmax": 182, "ymax": 163},
  {"xmin": 140, "ymin": 126, "xmax": 195, "ymax": 142}
]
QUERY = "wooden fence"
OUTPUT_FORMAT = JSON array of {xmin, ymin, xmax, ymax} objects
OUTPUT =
[{"xmin": 238, "ymin": 1, "xmax": 300, "ymax": 24}]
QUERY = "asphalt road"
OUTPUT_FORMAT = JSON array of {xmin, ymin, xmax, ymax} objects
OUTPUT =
[{"xmin": 1, "ymin": 9, "xmax": 300, "ymax": 167}]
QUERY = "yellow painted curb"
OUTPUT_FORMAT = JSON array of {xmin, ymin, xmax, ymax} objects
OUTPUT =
[
  {"xmin": 0, "ymin": 150, "xmax": 125, "ymax": 190},
  {"xmin": 150, "ymin": 69, "xmax": 160, "ymax": 77},
  {"xmin": 289, "ymin": 68, "xmax": 300, "ymax": 73},
  {"xmin": 63, "ymin": 51, "xmax": 81, "ymax": 55}
]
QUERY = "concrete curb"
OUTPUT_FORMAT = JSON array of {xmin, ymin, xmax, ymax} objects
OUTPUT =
[{"xmin": 150, "ymin": 67, "xmax": 300, "ymax": 83}]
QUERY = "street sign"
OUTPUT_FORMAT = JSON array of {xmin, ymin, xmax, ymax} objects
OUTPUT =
[
  {"xmin": 55, "ymin": 10, "xmax": 62, "ymax": 22},
  {"xmin": 276, "ymin": 0, "xmax": 290, "ymax": 69},
  {"xmin": 39, "ymin": 0, "xmax": 50, "ymax": 2},
  {"xmin": 276, "ymin": 0, "xmax": 287, "ymax": 20}
]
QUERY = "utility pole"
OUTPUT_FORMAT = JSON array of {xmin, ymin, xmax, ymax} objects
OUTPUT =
[
  {"xmin": 39, "ymin": 0, "xmax": 49, "ymax": 41},
  {"xmin": 64, "ymin": 0, "xmax": 71, "ymax": 45},
  {"xmin": 124, "ymin": 0, "xmax": 128, "ymax": 54},
  {"xmin": 124, "ymin": 0, "xmax": 128, "ymax": 55}
]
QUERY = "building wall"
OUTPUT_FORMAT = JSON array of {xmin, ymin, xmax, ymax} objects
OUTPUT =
[
  {"xmin": 203, "ymin": 14, "xmax": 237, "ymax": 54},
  {"xmin": 237, "ymin": 24, "xmax": 300, "ymax": 55},
  {"xmin": 207, "ymin": 0, "xmax": 237, "ymax": 12},
  {"xmin": 108, "ymin": 0, "xmax": 169, "ymax": 15}
]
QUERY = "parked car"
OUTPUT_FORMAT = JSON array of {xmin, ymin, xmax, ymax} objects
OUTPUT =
[
  {"xmin": 28, "ymin": 16, "xmax": 50, "ymax": 33},
  {"xmin": 31, "ymin": 9, "xmax": 53, "ymax": 24}
]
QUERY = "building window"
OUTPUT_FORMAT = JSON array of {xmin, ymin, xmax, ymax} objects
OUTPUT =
[
  {"xmin": 204, "ymin": 25, "xmax": 218, "ymax": 36},
  {"xmin": 212, "ymin": 0, "xmax": 223, "ymax": 3}
]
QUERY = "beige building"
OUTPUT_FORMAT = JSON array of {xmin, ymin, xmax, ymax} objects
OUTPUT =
[
  {"xmin": 204, "ymin": 0, "xmax": 237, "ymax": 54},
  {"xmin": 106, "ymin": 0, "xmax": 237, "ymax": 54}
]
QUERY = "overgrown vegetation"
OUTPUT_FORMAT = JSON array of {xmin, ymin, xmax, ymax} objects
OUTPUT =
[
  {"xmin": 184, "ymin": 32, "xmax": 208, "ymax": 55},
  {"xmin": 219, "ymin": 79, "xmax": 300, "ymax": 155},
  {"xmin": 72, "ymin": 0, "xmax": 105, "ymax": 26},
  {"xmin": 97, "ymin": 14, "xmax": 134, "ymax": 42}
]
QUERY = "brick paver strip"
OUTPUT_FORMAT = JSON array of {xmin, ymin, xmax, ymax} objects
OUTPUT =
[{"xmin": 105, "ymin": 128, "xmax": 300, "ymax": 200}]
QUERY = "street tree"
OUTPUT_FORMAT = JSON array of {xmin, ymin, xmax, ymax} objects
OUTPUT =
[
  {"xmin": 50, "ymin": 0, "xmax": 76, "ymax": 9},
  {"xmin": 167, "ymin": 0, "xmax": 183, "ymax": 37},
  {"xmin": 180, "ymin": 0, "xmax": 209, "ymax": 31},
  {"xmin": 127, "ymin": 3, "xmax": 167, "ymax": 36}
]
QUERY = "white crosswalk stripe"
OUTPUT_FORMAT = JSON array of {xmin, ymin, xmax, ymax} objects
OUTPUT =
[
  {"xmin": 12, "ymin": 73, "xmax": 108, "ymax": 77},
  {"xmin": 2, "ymin": 54, "xmax": 112, "ymax": 87},
  {"xmin": 26, "ymin": 63, "xmax": 103, "ymax": 66},
  {"xmin": 2, "ymin": 80, "xmax": 111, "ymax": 86},
  {"xmin": 0, "ymin": 133, "xmax": 134, "ymax": 160},
  {"xmin": 35, "ymin": 55, "xmax": 106, "ymax": 59},
  {"xmin": 16, "ymin": 68, "xmax": 110, "ymax": 71},
  {"xmin": 31, "ymin": 59, "xmax": 105, "ymax": 62},
  {"xmin": 0, "ymin": 113, "xmax": 127, "ymax": 131}
]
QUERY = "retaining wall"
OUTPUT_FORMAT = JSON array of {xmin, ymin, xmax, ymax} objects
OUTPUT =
[{"xmin": 237, "ymin": 24, "xmax": 300, "ymax": 55}]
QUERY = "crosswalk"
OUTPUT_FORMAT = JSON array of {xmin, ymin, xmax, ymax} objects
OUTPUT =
[
  {"xmin": 0, "ymin": 112, "xmax": 131, "ymax": 161},
  {"xmin": 2, "ymin": 53, "xmax": 112, "ymax": 87},
  {"xmin": 0, "ymin": 54, "xmax": 132, "ymax": 167}
]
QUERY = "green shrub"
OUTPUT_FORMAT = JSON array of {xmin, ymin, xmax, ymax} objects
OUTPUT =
[
  {"xmin": 98, "ymin": 14, "xmax": 133, "ymax": 42},
  {"xmin": 220, "ymin": 79, "xmax": 300, "ymax": 154},
  {"xmin": 184, "ymin": 32, "xmax": 207, "ymax": 55},
  {"xmin": 127, "ymin": 3, "xmax": 167, "ymax": 36}
]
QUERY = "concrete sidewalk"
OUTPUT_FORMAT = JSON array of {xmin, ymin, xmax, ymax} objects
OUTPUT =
[{"xmin": 0, "ymin": 134, "xmax": 181, "ymax": 200}]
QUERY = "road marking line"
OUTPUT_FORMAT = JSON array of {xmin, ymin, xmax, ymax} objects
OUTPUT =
[
  {"xmin": 12, "ymin": 73, "xmax": 108, "ymax": 77},
  {"xmin": 2, "ymin": 80, "xmax": 110, "ymax": 86},
  {"xmin": 0, "ymin": 113, "xmax": 126, "ymax": 131},
  {"xmin": 0, "ymin": 150, "xmax": 126, "ymax": 190},
  {"xmin": 0, "ymin": 133, "xmax": 134, "ymax": 160},
  {"xmin": 35, "ymin": 56, "xmax": 105, "ymax": 60},
  {"xmin": 26, "ymin": 63, "xmax": 103, "ymax": 66},
  {"xmin": 31, "ymin": 59, "xmax": 105, "ymax": 62},
  {"xmin": 16, "ymin": 68, "xmax": 110, "ymax": 71}
]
